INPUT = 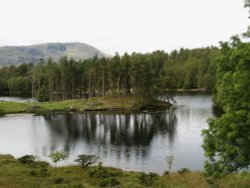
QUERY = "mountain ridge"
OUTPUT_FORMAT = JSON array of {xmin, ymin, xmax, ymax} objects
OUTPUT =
[{"xmin": 0, "ymin": 42, "xmax": 105, "ymax": 66}]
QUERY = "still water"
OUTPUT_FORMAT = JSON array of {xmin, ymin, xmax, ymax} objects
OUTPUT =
[
  {"xmin": 0, "ymin": 96, "xmax": 36, "ymax": 102},
  {"xmin": 0, "ymin": 94, "xmax": 213, "ymax": 174}
]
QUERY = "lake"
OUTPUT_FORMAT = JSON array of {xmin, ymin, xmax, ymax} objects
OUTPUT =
[
  {"xmin": 0, "ymin": 94, "xmax": 213, "ymax": 174},
  {"xmin": 0, "ymin": 96, "xmax": 36, "ymax": 102}
]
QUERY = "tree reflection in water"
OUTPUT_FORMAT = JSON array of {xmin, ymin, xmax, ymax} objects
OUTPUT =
[{"xmin": 34, "ymin": 110, "xmax": 176, "ymax": 161}]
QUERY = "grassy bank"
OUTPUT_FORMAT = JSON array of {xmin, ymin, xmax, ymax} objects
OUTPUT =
[
  {"xmin": 0, "ymin": 155, "xmax": 249, "ymax": 188},
  {"xmin": 176, "ymin": 88, "xmax": 211, "ymax": 92},
  {"xmin": 0, "ymin": 95, "xmax": 170, "ymax": 115}
]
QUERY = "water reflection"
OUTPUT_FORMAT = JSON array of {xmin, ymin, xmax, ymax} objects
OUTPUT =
[
  {"xmin": 33, "ymin": 110, "xmax": 176, "ymax": 161},
  {"xmin": 0, "ymin": 94, "xmax": 212, "ymax": 173},
  {"xmin": 0, "ymin": 96, "xmax": 36, "ymax": 102}
]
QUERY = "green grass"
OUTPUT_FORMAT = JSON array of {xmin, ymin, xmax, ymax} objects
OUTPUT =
[
  {"xmin": 0, "ymin": 155, "xmax": 249, "ymax": 188},
  {"xmin": 0, "ymin": 101, "xmax": 32, "ymax": 114},
  {"xmin": 0, "ymin": 95, "xmax": 170, "ymax": 115}
]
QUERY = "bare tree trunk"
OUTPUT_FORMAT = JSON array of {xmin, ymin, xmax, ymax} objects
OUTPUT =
[
  {"xmin": 72, "ymin": 76, "xmax": 75, "ymax": 99},
  {"xmin": 32, "ymin": 79, "xmax": 36, "ymax": 98},
  {"xmin": 61, "ymin": 70, "xmax": 65, "ymax": 100},
  {"xmin": 117, "ymin": 73, "xmax": 121, "ymax": 95},
  {"xmin": 102, "ymin": 68, "xmax": 105, "ymax": 97},
  {"xmin": 88, "ymin": 71, "xmax": 92, "ymax": 98},
  {"xmin": 125, "ymin": 75, "xmax": 131, "ymax": 95},
  {"xmin": 49, "ymin": 72, "xmax": 53, "ymax": 101}
]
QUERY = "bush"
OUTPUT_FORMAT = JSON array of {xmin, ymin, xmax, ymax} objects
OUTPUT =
[
  {"xmin": 138, "ymin": 172, "xmax": 158, "ymax": 186},
  {"xmin": 89, "ymin": 168, "xmax": 103, "ymax": 178},
  {"xmin": 164, "ymin": 170, "xmax": 169, "ymax": 175},
  {"xmin": 29, "ymin": 167, "xmax": 50, "ymax": 178},
  {"xmin": 39, "ymin": 168, "xmax": 50, "ymax": 178},
  {"xmin": 53, "ymin": 184, "xmax": 85, "ymax": 188},
  {"xmin": 99, "ymin": 178, "xmax": 120, "ymax": 187},
  {"xmin": 88, "ymin": 167, "xmax": 121, "ymax": 179},
  {"xmin": 88, "ymin": 168, "xmax": 110, "ymax": 179},
  {"xmin": 29, "ymin": 170, "xmax": 37, "ymax": 176},
  {"xmin": 165, "ymin": 155, "xmax": 174, "ymax": 172},
  {"xmin": 75, "ymin": 154, "xmax": 98, "ymax": 169},
  {"xmin": 178, "ymin": 168, "xmax": 191, "ymax": 174},
  {"xmin": 54, "ymin": 177, "xmax": 64, "ymax": 184},
  {"xmin": 97, "ymin": 161, "xmax": 103, "ymax": 170},
  {"xmin": 18, "ymin": 155, "xmax": 36, "ymax": 165},
  {"xmin": 67, "ymin": 184, "xmax": 85, "ymax": 188},
  {"xmin": 34, "ymin": 161, "xmax": 49, "ymax": 168},
  {"xmin": 48, "ymin": 151, "xmax": 68, "ymax": 168}
]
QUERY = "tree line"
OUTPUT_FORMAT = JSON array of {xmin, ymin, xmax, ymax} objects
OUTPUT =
[{"xmin": 0, "ymin": 47, "xmax": 219, "ymax": 101}]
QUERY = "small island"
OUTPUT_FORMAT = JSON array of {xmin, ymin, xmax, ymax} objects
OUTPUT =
[{"xmin": 0, "ymin": 95, "xmax": 171, "ymax": 115}]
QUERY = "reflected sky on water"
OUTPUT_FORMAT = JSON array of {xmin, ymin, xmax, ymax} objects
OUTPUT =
[{"xmin": 0, "ymin": 94, "xmax": 213, "ymax": 174}]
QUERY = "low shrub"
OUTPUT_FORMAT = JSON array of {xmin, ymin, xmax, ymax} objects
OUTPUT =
[
  {"xmin": 67, "ymin": 184, "xmax": 85, "ymax": 188},
  {"xmin": 99, "ymin": 177, "xmax": 120, "ymax": 187},
  {"xmin": 138, "ymin": 172, "xmax": 158, "ymax": 186},
  {"xmin": 48, "ymin": 151, "xmax": 68, "ymax": 168},
  {"xmin": 39, "ymin": 168, "xmax": 50, "ymax": 178},
  {"xmin": 54, "ymin": 177, "xmax": 64, "ymax": 184},
  {"xmin": 29, "ymin": 170, "xmax": 37, "ymax": 176},
  {"xmin": 29, "ymin": 167, "xmax": 50, "ymax": 178},
  {"xmin": 75, "ymin": 154, "xmax": 98, "ymax": 169},
  {"xmin": 164, "ymin": 170, "xmax": 169, "ymax": 175},
  {"xmin": 88, "ymin": 167, "xmax": 121, "ymax": 179},
  {"xmin": 178, "ymin": 168, "xmax": 191, "ymax": 174},
  {"xmin": 89, "ymin": 168, "xmax": 109, "ymax": 179},
  {"xmin": 34, "ymin": 161, "xmax": 49, "ymax": 168},
  {"xmin": 18, "ymin": 155, "xmax": 36, "ymax": 165}
]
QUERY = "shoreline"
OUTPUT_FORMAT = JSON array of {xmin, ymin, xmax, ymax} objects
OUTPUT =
[
  {"xmin": 0, "ymin": 154, "xmax": 248, "ymax": 188},
  {"xmin": 0, "ymin": 95, "xmax": 171, "ymax": 115}
]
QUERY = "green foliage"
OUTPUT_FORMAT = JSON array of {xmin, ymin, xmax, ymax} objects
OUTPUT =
[
  {"xmin": 29, "ymin": 167, "xmax": 50, "ymax": 178},
  {"xmin": 17, "ymin": 156, "xmax": 50, "ymax": 179},
  {"xmin": 35, "ymin": 160, "xmax": 50, "ymax": 167},
  {"xmin": 0, "ymin": 78, "xmax": 8, "ymax": 95},
  {"xmin": 203, "ymin": 37, "xmax": 250, "ymax": 183},
  {"xmin": 38, "ymin": 86, "xmax": 49, "ymax": 102},
  {"xmin": 48, "ymin": 151, "xmax": 68, "ymax": 167},
  {"xmin": 66, "ymin": 184, "xmax": 85, "ymax": 188},
  {"xmin": 0, "ymin": 95, "xmax": 169, "ymax": 115},
  {"xmin": 54, "ymin": 177, "xmax": 64, "ymax": 184},
  {"xmin": 163, "ymin": 170, "xmax": 169, "ymax": 175},
  {"xmin": 88, "ymin": 168, "xmax": 105, "ymax": 178},
  {"xmin": 39, "ymin": 167, "xmax": 50, "ymax": 178},
  {"xmin": 0, "ymin": 101, "xmax": 32, "ymax": 114},
  {"xmin": 178, "ymin": 168, "xmax": 191, "ymax": 174},
  {"xmin": 18, "ymin": 155, "xmax": 36, "ymax": 165},
  {"xmin": 75, "ymin": 154, "xmax": 98, "ymax": 169},
  {"xmin": 138, "ymin": 172, "xmax": 159, "ymax": 186},
  {"xmin": 88, "ymin": 165, "xmax": 121, "ymax": 179},
  {"xmin": 0, "ymin": 48, "xmax": 218, "ymax": 101},
  {"xmin": 8, "ymin": 76, "xmax": 31, "ymax": 97},
  {"xmin": 165, "ymin": 155, "xmax": 174, "ymax": 172},
  {"xmin": 99, "ymin": 177, "xmax": 120, "ymax": 187},
  {"xmin": 0, "ymin": 154, "xmax": 250, "ymax": 188}
]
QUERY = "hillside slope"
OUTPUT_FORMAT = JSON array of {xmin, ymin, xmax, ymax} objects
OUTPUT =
[{"xmin": 0, "ymin": 42, "xmax": 105, "ymax": 65}]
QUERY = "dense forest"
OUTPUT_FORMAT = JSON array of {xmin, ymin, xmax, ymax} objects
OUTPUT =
[{"xmin": 0, "ymin": 47, "xmax": 219, "ymax": 101}]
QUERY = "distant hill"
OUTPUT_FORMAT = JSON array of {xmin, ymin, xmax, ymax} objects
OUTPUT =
[{"xmin": 0, "ymin": 42, "xmax": 105, "ymax": 66}]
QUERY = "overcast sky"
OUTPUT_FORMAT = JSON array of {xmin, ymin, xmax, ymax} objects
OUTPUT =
[{"xmin": 0, "ymin": 0, "xmax": 249, "ymax": 54}]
